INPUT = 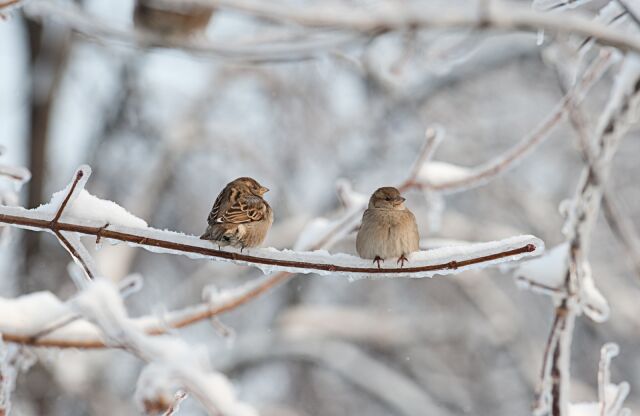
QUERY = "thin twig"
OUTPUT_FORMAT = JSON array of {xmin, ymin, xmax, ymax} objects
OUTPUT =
[{"xmin": 51, "ymin": 170, "xmax": 83, "ymax": 224}]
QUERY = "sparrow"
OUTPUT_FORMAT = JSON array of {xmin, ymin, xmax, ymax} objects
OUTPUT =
[
  {"xmin": 356, "ymin": 187, "xmax": 420, "ymax": 268},
  {"xmin": 200, "ymin": 177, "xmax": 273, "ymax": 250},
  {"xmin": 133, "ymin": 0, "xmax": 214, "ymax": 37}
]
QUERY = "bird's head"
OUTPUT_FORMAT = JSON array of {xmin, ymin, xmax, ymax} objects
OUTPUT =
[
  {"xmin": 232, "ymin": 177, "xmax": 269, "ymax": 197},
  {"xmin": 369, "ymin": 187, "xmax": 406, "ymax": 210}
]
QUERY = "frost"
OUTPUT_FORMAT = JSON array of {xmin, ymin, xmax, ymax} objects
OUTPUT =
[
  {"xmin": 568, "ymin": 343, "xmax": 630, "ymax": 416},
  {"xmin": 579, "ymin": 263, "xmax": 609, "ymax": 323},
  {"xmin": 0, "ymin": 338, "xmax": 36, "ymax": 415}
]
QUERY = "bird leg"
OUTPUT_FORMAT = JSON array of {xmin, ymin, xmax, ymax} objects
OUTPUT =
[
  {"xmin": 373, "ymin": 256, "xmax": 384, "ymax": 269},
  {"xmin": 397, "ymin": 254, "xmax": 409, "ymax": 268}
]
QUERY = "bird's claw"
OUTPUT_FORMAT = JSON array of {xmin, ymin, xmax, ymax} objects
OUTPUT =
[
  {"xmin": 397, "ymin": 254, "xmax": 409, "ymax": 268},
  {"xmin": 373, "ymin": 256, "xmax": 384, "ymax": 269}
]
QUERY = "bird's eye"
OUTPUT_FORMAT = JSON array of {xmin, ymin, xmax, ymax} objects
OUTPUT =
[{"xmin": 385, "ymin": 197, "xmax": 391, "ymax": 201}]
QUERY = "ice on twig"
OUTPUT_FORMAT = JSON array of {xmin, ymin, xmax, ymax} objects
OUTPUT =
[
  {"xmin": 60, "ymin": 231, "xmax": 101, "ymax": 282},
  {"xmin": 569, "ymin": 343, "xmax": 630, "ymax": 416},
  {"xmin": 416, "ymin": 161, "xmax": 472, "ymax": 187},
  {"xmin": 579, "ymin": 263, "xmax": 609, "ymax": 323},
  {"xmin": 513, "ymin": 243, "xmax": 568, "ymax": 290},
  {"xmin": 119, "ymin": 273, "xmax": 144, "ymax": 299},
  {"xmin": 336, "ymin": 179, "xmax": 368, "ymax": 210},
  {"xmin": 532, "ymin": 0, "xmax": 593, "ymax": 12},
  {"xmin": 0, "ymin": 165, "xmax": 31, "ymax": 190},
  {"xmin": 0, "ymin": 338, "xmax": 36, "ymax": 415}
]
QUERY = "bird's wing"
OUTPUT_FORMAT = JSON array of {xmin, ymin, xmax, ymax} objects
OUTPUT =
[
  {"xmin": 216, "ymin": 195, "xmax": 268, "ymax": 224},
  {"xmin": 207, "ymin": 187, "xmax": 230, "ymax": 225}
]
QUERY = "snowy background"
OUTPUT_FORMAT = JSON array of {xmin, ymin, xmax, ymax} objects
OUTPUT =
[{"xmin": 1, "ymin": 0, "xmax": 639, "ymax": 415}]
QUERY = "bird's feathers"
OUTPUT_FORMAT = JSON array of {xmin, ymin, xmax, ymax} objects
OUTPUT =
[
  {"xmin": 201, "ymin": 178, "xmax": 273, "ymax": 248},
  {"xmin": 356, "ymin": 208, "xmax": 419, "ymax": 260}
]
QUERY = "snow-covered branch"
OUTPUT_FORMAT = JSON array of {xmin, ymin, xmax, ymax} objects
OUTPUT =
[
  {"xmin": 71, "ymin": 279, "xmax": 258, "ymax": 415},
  {"xmin": 21, "ymin": 0, "xmax": 640, "ymax": 63},
  {"xmin": 0, "ymin": 165, "xmax": 542, "ymax": 280}
]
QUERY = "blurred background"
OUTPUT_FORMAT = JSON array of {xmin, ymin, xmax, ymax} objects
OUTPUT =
[{"xmin": 0, "ymin": 0, "xmax": 639, "ymax": 415}]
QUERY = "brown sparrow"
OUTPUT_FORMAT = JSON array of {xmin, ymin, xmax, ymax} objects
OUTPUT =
[
  {"xmin": 200, "ymin": 177, "xmax": 273, "ymax": 250},
  {"xmin": 134, "ymin": 0, "xmax": 214, "ymax": 37},
  {"xmin": 356, "ymin": 187, "xmax": 420, "ymax": 268}
]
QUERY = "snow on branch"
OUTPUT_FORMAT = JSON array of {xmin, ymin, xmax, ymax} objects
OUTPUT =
[
  {"xmin": 20, "ymin": 0, "xmax": 640, "ymax": 63},
  {"xmin": 0, "ymin": 165, "xmax": 543, "ymax": 280},
  {"xmin": 187, "ymin": 0, "xmax": 640, "ymax": 53},
  {"xmin": 70, "ymin": 278, "xmax": 258, "ymax": 416},
  {"xmin": 24, "ymin": 0, "xmax": 363, "ymax": 64}
]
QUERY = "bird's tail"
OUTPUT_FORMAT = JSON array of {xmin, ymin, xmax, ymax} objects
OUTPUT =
[{"xmin": 200, "ymin": 224, "xmax": 236, "ymax": 242}]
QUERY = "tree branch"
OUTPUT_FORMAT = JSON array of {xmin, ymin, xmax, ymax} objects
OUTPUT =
[
  {"xmin": 0, "ymin": 205, "xmax": 540, "ymax": 277},
  {"xmin": 404, "ymin": 50, "xmax": 612, "ymax": 193},
  {"xmin": 24, "ymin": 0, "xmax": 366, "ymax": 64},
  {"xmin": 186, "ymin": 0, "xmax": 640, "ymax": 54}
]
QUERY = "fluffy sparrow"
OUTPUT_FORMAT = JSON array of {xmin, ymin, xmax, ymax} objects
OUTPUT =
[
  {"xmin": 134, "ymin": 0, "xmax": 214, "ymax": 37},
  {"xmin": 200, "ymin": 177, "xmax": 273, "ymax": 250},
  {"xmin": 356, "ymin": 187, "xmax": 420, "ymax": 268}
]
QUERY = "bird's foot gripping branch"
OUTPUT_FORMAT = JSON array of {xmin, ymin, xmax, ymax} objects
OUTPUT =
[{"xmin": 0, "ymin": 165, "xmax": 544, "ymax": 281}]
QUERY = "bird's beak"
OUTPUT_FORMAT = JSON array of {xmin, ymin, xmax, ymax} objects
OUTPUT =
[
  {"xmin": 393, "ymin": 196, "xmax": 406, "ymax": 205},
  {"xmin": 260, "ymin": 186, "xmax": 270, "ymax": 194}
]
